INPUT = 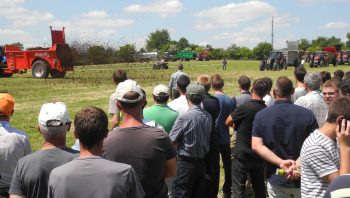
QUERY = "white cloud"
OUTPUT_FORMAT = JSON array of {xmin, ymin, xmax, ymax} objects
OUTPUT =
[
  {"xmin": 194, "ymin": 1, "xmax": 276, "ymax": 30},
  {"xmin": 124, "ymin": 0, "xmax": 183, "ymax": 17},
  {"xmin": 298, "ymin": 0, "xmax": 350, "ymax": 5},
  {"xmin": 324, "ymin": 22, "xmax": 350, "ymax": 29},
  {"xmin": 0, "ymin": 0, "xmax": 54, "ymax": 27}
]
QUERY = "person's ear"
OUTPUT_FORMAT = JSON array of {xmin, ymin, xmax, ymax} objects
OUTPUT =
[
  {"xmin": 37, "ymin": 125, "xmax": 43, "ymax": 135},
  {"xmin": 10, "ymin": 109, "xmax": 14, "ymax": 116},
  {"xmin": 66, "ymin": 122, "xmax": 71, "ymax": 132},
  {"xmin": 116, "ymin": 101, "xmax": 122, "ymax": 111},
  {"xmin": 74, "ymin": 130, "xmax": 78, "ymax": 139},
  {"xmin": 273, "ymin": 89, "xmax": 277, "ymax": 98}
]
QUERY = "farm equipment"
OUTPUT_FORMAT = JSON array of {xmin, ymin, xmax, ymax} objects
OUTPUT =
[
  {"xmin": 339, "ymin": 50, "xmax": 350, "ymax": 65},
  {"xmin": 152, "ymin": 60, "xmax": 168, "ymax": 70},
  {"xmin": 309, "ymin": 51, "xmax": 329, "ymax": 67},
  {"xmin": 196, "ymin": 48, "xmax": 211, "ymax": 61},
  {"xmin": 176, "ymin": 51, "xmax": 196, "ymax": 61},
  {"xmin": 260, "ymin": 50, "xmax": 287, "ymax": 71},
  {"xmin": 2, "ymin": 27, "xmax": 73, "ymax": 78}
]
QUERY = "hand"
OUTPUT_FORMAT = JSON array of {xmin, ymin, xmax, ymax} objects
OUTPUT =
[
  {"xmin": 337, "ymin": 119, "xmax": 350, "ymax": 148},
  {"xmin": 279, "ymin": 159, "xmax": 295, "ymax": 171},
  {"xmin": 279, "ymin": 160, "xmax": 300, "ymax": 180}
]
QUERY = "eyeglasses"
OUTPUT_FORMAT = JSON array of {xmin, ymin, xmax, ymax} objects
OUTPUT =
[{"xmin": 323, "ymin": 92, "xmax": 336, "ymax": 96}]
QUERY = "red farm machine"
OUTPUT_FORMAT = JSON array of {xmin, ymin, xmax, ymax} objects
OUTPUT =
[{"xmin": 0, "ymin": 27, "xmax": 74, "ymax": 78}]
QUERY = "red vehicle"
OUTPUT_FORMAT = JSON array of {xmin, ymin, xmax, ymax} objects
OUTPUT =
[
  {"xmin": 196, "ymin": 48, "xmax": 211, "ymax": 61},
  {"xmin": 1, "ymin": 27, "xmax": 73, "ymax": 78},
  {"xmin": 339, "ymin": 50, "xmax": 350, "ymax": 65}
]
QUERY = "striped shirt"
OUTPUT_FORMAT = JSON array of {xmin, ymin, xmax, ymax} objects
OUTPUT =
[
  {"xmin": 169, "ymin": 105, "xmax": 212, "ymax": 159},
  {"xmin": 295, "ymin": 91, "xmax": 328, "ymax": 127},
  {"xmin": 300, "ymin": 129, "xmax": 339, "ymax": 198}
]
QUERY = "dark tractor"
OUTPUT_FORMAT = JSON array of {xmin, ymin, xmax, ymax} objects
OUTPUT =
[
  {"xmin": 260, "ymin": 51, "xmax": 287, "ymax": 71},
  {"xmin": 339, "ymin": 50, "xmax": 350, "ymax": 65},
  {"xmin": 309, "ymin": 51, "xmax": 329, "ymax": 68},
  {"xmin": 153, "ymin": 60, "xmax": 168, "ymax": 70}
]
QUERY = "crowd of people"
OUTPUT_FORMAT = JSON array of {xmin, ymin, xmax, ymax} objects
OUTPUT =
[{"xmin": 1, "ymin": 64, "xmax": 350, "ymax": 198}]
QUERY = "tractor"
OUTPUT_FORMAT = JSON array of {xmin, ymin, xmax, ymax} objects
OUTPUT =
[
  {"xmin": 339, "ymin": 50, "xmax": 350, "ymax": 65},
  {"xmin": 309, "ymin": 51, "xmax": 329, "ymax": 67},
  {"xmin": 2, "ymin": 27, "xmax": 73, "ymax": 78},
  {"xmin": 152, "ymin": 59, "xmax": 168, "ymax": 70},
  {"xmin": 260, "ymin": 51, "xmax": 287, "ymax": 71}
]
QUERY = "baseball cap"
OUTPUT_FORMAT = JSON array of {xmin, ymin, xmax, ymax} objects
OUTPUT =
[
  {"xmin": 186, "ymin": 83, "xmax": 205, "ymax": 98},
  {"xmin": 0, "ymin": 93, "xmax": 15, "ymax": 115},
  {"xmin": 38, "ymin": 102, "xmax": 70, "ymax": 127},
  {"xmin": 153, "ymin": 84, "xmax": 169, "ymax": 97},
  {"xmin": 115, "ymin": 79, "xmax": 144, "ymax": 103}
]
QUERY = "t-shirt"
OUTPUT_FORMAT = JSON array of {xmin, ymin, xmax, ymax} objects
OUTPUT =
[
  {"xmin": 252, "ymin": 100, "xmax": 318, "ymax": 187},
  {"xmin": 143, "ymin": 104, "xmax": 179, "ymax": 133},
  {"xmin": 232, "ymin": 99, "xmax": 266, "ymax": 161},
  {"xmin": 214, "ymin": 94, "xmax": 235, "ymax": 145},
  {"xmin": 301, "ymin": 130, "xmax": 339, "ymax": 198},
  {"xmin": 168, "ymin": 95, "xmax": 189, "ymax": 116},
  {"xmin": 263, "ymin": 94, "xmax": 275, "ymax": 106},
  {"xmin": 103, "ymin": 125, "xmax": 176, "ymax": 198},
  {"xmin": 9, "ymin": 148, "xmax": 78, "ymax": 198},
  {"xmin": 0, "ymin": 121, "xmax": 32, "ymax": 189},
  {"xmin": 48, "ymin": 156, "xmax": 144, "ymax": 198},
  {"xmin": 324, "ymin": 174, "xmax": 350, "ymax": 198},
  {"xmin": 292, "ymin": 87, "xmax": 307, "ymax": 103},
  {"xmin": 201, "ymin": 94, "xmax": 220, "ymax": 146},
  {"xmin": 233, "ymin": 91, "xmax": 251, "ymax": 108},
  {"xmin": 108, "ymin": 92, "xmax": 118, "ymax": 114}
]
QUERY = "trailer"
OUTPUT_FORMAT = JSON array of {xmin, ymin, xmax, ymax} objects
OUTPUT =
[
  {"xmin": 176, "ymin": 51, "xmax": 196, "ymax": 61},
  {"xmin": 1, "ymin": 27, "xmax": 73, "ymax": 78}
]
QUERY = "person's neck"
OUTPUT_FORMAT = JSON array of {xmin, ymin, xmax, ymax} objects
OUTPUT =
[
  {"xmin": 155, "ymin": 102, "xmax": 167, "ymax": 105},
  {"xmin": 251, "ymin": 93, "xmax": 262, "ymax": 100},
  {"xmin": 214, "ymin": 89, "xmax": 224, "ymax": 94},
  {"xmin": 119, "ymin": 111, "xmax": 143, "ymax": 128},
  {"xmin": 297, "ymin": 81, "xmax": 304, "ymax": 88},
  {"xmin": 179, "ymin": 91, "xmax": 186, "ymax": 96},
  {"xmin": 319, "ymin": 122, "xmax": 337, "ymax": 140},
  {"xmin": 240, "ymin": 89, "xmax": 248, "ymax": 93},
  {"xmin": 79, "ymin": 143, "xmax": 102, "ymax": 158},
  {"xmin": 41, "ymin": 138, "xmax": 67, "ymax": 150},
  {"xmin": 274, "ymin": 96, "xmax": 291, "ymax": 101}
]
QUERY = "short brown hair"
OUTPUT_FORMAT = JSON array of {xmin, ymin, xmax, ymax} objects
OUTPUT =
[
  {"xmin": 274, "ymin": 76, "xmax": 294, "ymax": 98},
  {"xmin": 211, "ymin": 74, "xmax": 224, "ymax": 90},
  {"xmin": 238, "ymin": 75, "xmax": 251, "ymax": 91},
  {"xmin": 74, "ymin": 107, "xmax": 108, "ymax": 149},
  {"xmin": 323, "ymin": 79, "xmax": 341, "ymax": 93},
  {"xmin": 197, "ymin": 75, "xmax": 211, "ymax": 92},
  {"xmin": 253, "ymin": 78, "xmax": 268, "ymax": 98},
  {"xmin": 113, "ymin": 69, "xmax": 127, "ymax": 85},
  {"xmin": 326, "ymin": 97, "xmax": 350, "ymax": 123}
]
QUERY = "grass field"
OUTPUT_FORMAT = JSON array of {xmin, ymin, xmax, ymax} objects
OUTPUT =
[{"xmin": 1, "ymin": 60, "xmax": 349, "ymax": 150}]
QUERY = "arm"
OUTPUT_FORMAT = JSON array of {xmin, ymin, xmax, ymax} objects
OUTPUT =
[
  {"xmin": 225, "ymin": 115, "xmax": 234, "ymax": 127},
  {"xmin": 164, "ymin": 157, "xmax": 176, "ymax": 178},
  {"xmin": 324, "ymin": 119, "xmax": 350, "ymax": 182},
  {"xmin": 111, "ymin": 114, "xmax": 119, "ymax": 129},
  {"xmin": 252, "ymin": 136, "xmax": 295, "ymax": 170},
  {"xmin": 10, "ymin": 195, "xmax": 25, "ymax": 198}
]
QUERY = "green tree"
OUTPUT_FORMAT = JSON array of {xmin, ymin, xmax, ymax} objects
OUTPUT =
[
  {"xmin": 346, "ymin": 33, "xmax": 350, "ymax": 49},
  {"xmin": 177, "ymin": 37, "xmax": 189, "ymax": 51},
  {"xmin": 115, "ymin": 44, "xmax": 136, "ymax": 63},
  {"xmin": 88, "ymin": 45, "xmax": 108, "ymax": 65},
  {"xmin": 209, "ymin": 48, "xmax": 225, "ymax": 60},
  {"xmin": 146, "ymin": 29, "xmax": 171, "ymax": 51},
  {"xmin": 252, "ymin": 42, "xmax": 272, "ymax": 60},
  {"xmin": 298, "ymin": 39, "xmax": 311, "ymax": 51},
  {"xmin": 227, "ymin": 44, "xmax": 238, "ymax": 59},
  {"xmin": 6, "ymin": 42, "xmax": 24, "ymax": 50},
  {"xmin": 236, "ymin": 47, "xmax": 252, "ymax": 60}
]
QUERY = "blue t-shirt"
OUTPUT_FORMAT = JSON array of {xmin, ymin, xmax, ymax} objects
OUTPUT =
[
  {"xmin": 252, "ymin": 100, "xmax": 318, "ymax": 187},
  {"xmin": 214, "ymin": 94, "xmax": 235, "ymax": 145}
]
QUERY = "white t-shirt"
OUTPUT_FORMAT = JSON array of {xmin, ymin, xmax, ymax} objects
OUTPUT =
[
  {"xmin": 167, "ymin": 95, "xmax": 188, "ymax": 116},
  {"xmin": 301, "ymin": 129, "xmax": 339, "ymax": 198},
  {"xmin": 263, "ymin": 94, "xmax": 275, "ymax": 106},
  {"xmin": 108, "ymin": 92, "xmax": 118, "ymax": 114}
]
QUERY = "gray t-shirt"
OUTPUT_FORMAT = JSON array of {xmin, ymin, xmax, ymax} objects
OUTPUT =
[
  {"xmin": 292, "ymin": 87, "xmax": 307, "ymax": 103},
  {"xmin": 9, "ymin": 148, "xmax": 78, "ymax": 198},
  {"xmin": 48, "ymin": 156, "xmax": 144, "ymax": 198}
]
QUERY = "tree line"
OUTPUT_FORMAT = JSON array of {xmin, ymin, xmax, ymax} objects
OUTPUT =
[{"xmin": 5, "ymin": 30, "xmax": 350, "ymax": 65}]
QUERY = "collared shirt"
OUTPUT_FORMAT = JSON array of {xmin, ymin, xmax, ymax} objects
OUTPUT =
[
  {"xmin": 168, "ymin": 70, "xmax": 186, "ymax": 90},
  {"xmin": 233, "ymin": 91, "xmax": 251, "ymax": 108},
  {"xmin": 143, "ymin": 104, "xmax": 179, "ymax": 133},
  {"xmin": 252, "ymin": 100, "xmax": 318, "ymax": 187},
  {"xmin": 295, "ymin": 90, "xmax": 328, "ymax": 127},
  {"xmin": 0, "ymin": 121, "xmax": 32, "ymax": 189},
  {"xmin": 168, "ymin": 95, "xmax": 189, "ymax": 116},
  {"xmin": 169, "ymin": 105, "xmax": 212, "ymax": 159}
]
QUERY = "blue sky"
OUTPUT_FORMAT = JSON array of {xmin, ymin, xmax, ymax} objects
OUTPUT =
[{"xmin": 1, "ymin": 0, "xmax": 350, "ymax": 50}]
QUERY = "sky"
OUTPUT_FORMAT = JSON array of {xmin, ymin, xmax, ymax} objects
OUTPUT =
[{"xmin": 1, "ymin": 0, "xmax": 350, "ymax": 50}]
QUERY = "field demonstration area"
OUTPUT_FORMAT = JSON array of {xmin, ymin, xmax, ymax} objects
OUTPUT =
[{"xmin": 1, "ymin": 60, "xmax": 348, "ymax": 150}]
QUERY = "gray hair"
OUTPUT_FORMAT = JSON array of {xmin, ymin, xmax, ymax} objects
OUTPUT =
[
  {"xmin": 304, "ymin": 72, "xmax": 321, "ymax": 90},
  {"xmin": 38, "ymin": 125, "xmax": 68, "ymax": 139}
]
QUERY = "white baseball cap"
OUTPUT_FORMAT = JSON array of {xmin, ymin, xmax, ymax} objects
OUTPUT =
[
  {"xmin": 38, "ymin": 102, "xmax": 70, "ymax": 127},
  {"xmin": 153, "ymin": 84, "xmax": 169, "ymax": 97},
  {"xmin": 115, "ymin": 79, "xmax": 144, "ymax": 103}
]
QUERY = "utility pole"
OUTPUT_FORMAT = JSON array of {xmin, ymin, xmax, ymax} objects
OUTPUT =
[{"xmin": 271, "ymin": 16, "xmax": 274, "ymax": 50}]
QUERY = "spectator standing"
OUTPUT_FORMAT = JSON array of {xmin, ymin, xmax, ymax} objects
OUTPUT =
[
  {"xmin": 295, "ymin": 72, "xmax": 328, "ymax": 127},
  {"xmin": 324, "ymin": 174, "xmax": 350, "ymax": 198},
  {"xmin": 344, "ymin": 71, "xmax": 350, "ymax": 81},
  {"xmin": 320, "ymin": 71, "xmax": 332, "ymax": 86},
  {"xmin": 323, "ymin": 79, "xmax": 341, "ymax": 106},
  {"xmin": 0, "ymin": 93, "xmax": 31, "ymax": 198},
  {"xmin": 222, "ymin": 58, "xmax": 227, "ymax": 70},
  {"xmin": 226, "ymin": 78, "xmax": 269, "ymax": 198},
  {"xmin": 262, "ymin": 77, "xmax": 275, "ymax": 106},
  {"xmin": 340, "ymin": 81, "xmax": 350, "ymax": 97},
  {"xmin": 103, "ymin": 79, "xmax": 176, "ymax": 198},
  {"xmin": 252, "ymin": 76, "xmax": 318, "ymax": 198},
  {"xmin": 143, "ymin": 84, "xmax": 178, "ymax": 133},
  {"xmin": 169, "ymin": 83, "xmax": 212, "ymax": 198},
  {"xmin": 168, "ymin": 75, "xmax": 190, "ymax": 116},
  {"xmin": 232, "ymin": 75, "xmax": 251, "ymax": 108},
  {"xmin": 9, "ymin": 102, "xmax": 78, "ymax": 198},
  {"xmin": 108, "ymin": 69, "xmax": 128, "ymax": 129},
  {"xmin": 169, "ymin": 64, "xmax": 186, "ymax": 100},
  {"xmin": 48, "ymin": 106, "xmax": 144, "ymax": 198},
  {"xmin": 292, "ymin": 67, "xmax": 307, "ymax": 102},
  {"xmin": 300, "ymin": 97, "xmax": 350, "ymax": 197},
  {"xmin": 197, "ymin": 75, "xmax": 221, "ymax": 198},
  {"xmin": 212, "ymin": 74, "xmax": 234, "ymax": 198},
  {"xmin": 333, "ymin": 70, "xmax": 344, "ymax": 81}
]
